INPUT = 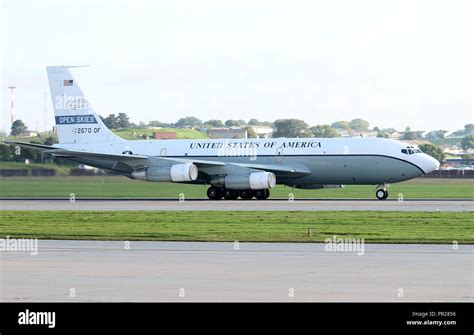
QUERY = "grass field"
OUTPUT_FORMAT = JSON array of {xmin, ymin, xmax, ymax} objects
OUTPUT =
[
  {"xmin": 0, "ymin": 162, "xmax": 72, "ymax": 175},
  {"xmin": 0, "ymin": 176, "xmax": 472, "ymax": 199},
  {"xmin": 1, "ymin": 211, "xmax": 472, "ymax": 243}
]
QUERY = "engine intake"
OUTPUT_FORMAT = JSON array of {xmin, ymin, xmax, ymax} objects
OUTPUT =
[
  {"xmin": 224, "ymin": 171, "xmax": 276, "ymax": 190},
  {"xmin": 132, "ymin": 163, "xmax": 198, "ymax": 182}
]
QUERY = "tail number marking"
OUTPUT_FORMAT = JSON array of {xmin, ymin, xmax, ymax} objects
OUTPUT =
[{"xmin": 72, "ymin": 127, "xmax": 101, "ymax": 134}]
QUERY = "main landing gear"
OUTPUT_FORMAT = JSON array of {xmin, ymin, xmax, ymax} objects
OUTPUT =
[{"xmin": 207, "ymin": 187, "xmax": 270, "ymax": 200}]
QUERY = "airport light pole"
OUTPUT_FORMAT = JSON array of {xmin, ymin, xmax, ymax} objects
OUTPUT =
[{"xmin": 8, "ymin": 86, "xmax": 16, "ymax": 132}]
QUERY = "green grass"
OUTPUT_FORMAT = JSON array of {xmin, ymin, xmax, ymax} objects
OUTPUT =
[
  {"xmin": 0, "ymin": 211, "xmax": 472, "ymax": 243},
  {"xmin": 0, "ymin": 162, "xmax": 71, "ymax": 175},
  {"xmin": 0, "ymin": 176, "xmax": 472, "ymax": 199},
  {"xmin": 113, "ymin": 127, "xmax": 209, "ymax": 140},
  {"xmin": 428, "ymin": 138, "xmax": 462, "ymax": 146}
]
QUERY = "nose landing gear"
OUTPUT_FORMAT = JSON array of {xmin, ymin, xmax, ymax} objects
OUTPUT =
[
  {"xmin": 375, "ymin": 183, "xmax": 389, "ymax": 200},
  {"xmin": 375, "ymin": 188, "xmax": 388, "ymax": 200}
]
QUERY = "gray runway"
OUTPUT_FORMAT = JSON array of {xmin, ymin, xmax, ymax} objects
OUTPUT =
[
  {"xmin": 0, "ymin": 240, "xmax": 472, "ymax": 302},
  {"xmin": 1, "ymin": 198, "xmax": 473, "ymax": 211}
]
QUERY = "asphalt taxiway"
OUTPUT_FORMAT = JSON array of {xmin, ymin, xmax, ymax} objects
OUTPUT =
[
  {"xmin": 1, "ymin": 240, "xmax": 472, "ymax": 302},
  {"xmin": 0, "ymin": 198, "xmax": 472, "ymax": 211}
]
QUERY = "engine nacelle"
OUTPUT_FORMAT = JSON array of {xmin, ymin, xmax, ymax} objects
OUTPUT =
[
  {"xmin": 224, "ymin": 171, "xmax": 276, "ymax": 190},
  {"xmin": 131, "ymin": 163, "xmax": 198, "ymax": 182}
]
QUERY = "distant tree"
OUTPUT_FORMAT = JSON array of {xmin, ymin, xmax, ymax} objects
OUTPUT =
[
  {"xmin": 10, "ymin": 119, "xmax": 28, "ymax": 136},
  {"xmin": 246, "ymin": 127, "xmax": 258, "ymax": 139},
  {"xmin": 44, "ymin": 136, "xmax": 54, "ymax": 146},
  {"xmin": 310, "ymin": 125, "xmax": 339, "ymax": 138},
  {"xmin": 349, "ymin": 118, "xmax": 370, "ymax": 131},
  {"xmin": 116, "ymin": 113, "xmax": 131, "ymax": 129},
  {"xmin": 385, "ymin": 128, "xmax": 398, "ymax": 134},
  {"xmin": 0, "ymin": 144, "xmax": 12, "ymax": 161},
  {"xmin": 377, "ymin": 131, "xmax": 389, "ymax": 138},
  {"xmin": 260, "ymin": 121, "xmax": 274, "ymax": 128},
  {"xmin": 273, "ymin": 119, "xmax": 309, "ymax": 138},
  {"xmin": 419, "ymin": 143, "xmax": 445, "ymax": 163},
  {"xmin": 204, "ymin": 119, "xmax": 224, "ymax": 128},
  {"xmin": 331, "ymin": 121, "xmax": 350, "ymax": 130},
  {"xmin": 248, "ymin": 119, "xmax": 273, "ymax": 127},
  {"xmin": 137, "ymin": 121, "xmax": 147, "ymax": 129},
  {"xmin": 148, "ymin": 120, "xmax": 165, "ymax": 127},
  {"xmin": 401, "ymin": 127, "xmax": 423, "ymax": 140},
  {"xmin": 102, "ymin": 114, "xmax": 118, "ymax": 129},
  {"xmin": 175, "ymin": 116, "xmax": 202, "ymax": 128},
  {"xmin": 373, "ymin": 126, "xmax": 380, "ymax": 132},
  {"xmin": 12, "ymin": 141, "xmax": 42, "ymax": 163},
  {"xmin": 464, "ymin": 124, "xmax": 474, "ymax": 131},
  {"xmin": 225, "ymin": 119, "xmax": 247, "ymax": 127},
  {"xmin": 461, "ymin": 135, "xmax": 474, "ymax": 152},
  {"xmin": 425, "ymin": 130, "xmax": 448, "ymax": 140}
]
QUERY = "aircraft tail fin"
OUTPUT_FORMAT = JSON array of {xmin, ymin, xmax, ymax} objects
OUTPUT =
[{"xmin": 46, "ymin": 66, "xmax": 123, "ymax": 144}]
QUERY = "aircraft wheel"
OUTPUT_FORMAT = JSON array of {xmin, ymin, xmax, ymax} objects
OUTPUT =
[
  {"xmin": 239, "ymin": 190, "xmax": 254, "ymax": 200},
  {"xmin": 376, "ymin": 189, "xmax": 388, "ymax": 200},
  {"xmin": 207, "ymin": 187, "xmax": 223, "ymax": 200},
  {"xmin": 254, "ymin": 189, "xmax": 267, "ymax": 200},
  {"xmin": 223, "ymin": 189, "xmax": 239, "ymax": 200},
  {"xmin": 263, "ymin": 189, "xmax": 270, "ymax": 199}
]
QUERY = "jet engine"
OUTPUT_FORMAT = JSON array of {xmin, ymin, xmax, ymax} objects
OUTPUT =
[
  {"xmin": 131, "ymin": 163, "xmax": 198, "ymax": 182},
  {"xmin": 224, "ymin": 171, "xmax": 276, "ymax": 190}
]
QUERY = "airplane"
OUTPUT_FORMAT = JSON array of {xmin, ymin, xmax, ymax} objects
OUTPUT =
[{"xmin": 5, "ymin": 66, "xmax": 440, "ymax": 200}]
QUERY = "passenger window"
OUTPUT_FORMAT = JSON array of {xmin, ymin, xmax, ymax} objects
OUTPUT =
[{"xmin": 401, "ymin": 149, "xmax": 408, "ymax": 154}]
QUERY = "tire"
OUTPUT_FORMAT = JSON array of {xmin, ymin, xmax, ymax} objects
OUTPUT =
[
  {"xmin": 263, "ymin": 189, "xmax": 270, "ymax": 199},
  {"xmin": 207, "ymin": 187, "xmax": 222, "ymax": 200},
  {"xmin": 376, "ymin": 189, "xmax": 387, "ymax": 200},
  {"xmin": 223, "ymin": 189, "xmax": 239, "ymax": 200},
  {"xmin": 254, "ymin": 189, "xmax": 267, "ymax": 200},
  {"xmin": 239, "ymin": 190, "xmax": 254, "ymax": 200}
]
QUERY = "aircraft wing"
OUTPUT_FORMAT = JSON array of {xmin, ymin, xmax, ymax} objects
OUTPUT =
[
  {"xmin": 51, "ymin": 150, "xmax": 148, "ymax": 161},
  {"xmin": 3, "ymin": 140, "xmax": 60, "ymax": 151},
  {"xmin": 159, "ymin": 158, "xmax": 310, "ymax": 178},
  {"xmin": 4, "ymin": 141, "xmax": 309, "ymax": 178}
]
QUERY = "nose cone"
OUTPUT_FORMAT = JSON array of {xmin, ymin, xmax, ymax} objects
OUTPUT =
[{"xmin": 420, "ymin": 154, "xmax": 440, "ymax": 174}]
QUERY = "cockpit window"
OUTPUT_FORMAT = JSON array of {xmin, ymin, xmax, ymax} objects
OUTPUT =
[{"xmin": 401, "ymin": 146, "xmax": 422, "ymax": 155}]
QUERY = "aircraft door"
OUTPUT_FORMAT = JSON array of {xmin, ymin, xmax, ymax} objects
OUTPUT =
[
  {"xmin": 160, "ymin": 148, "xmax": 167, "ymax": 157},
  {"xmin": 276, "ymin": 146, "xmax": 283, "ymax": 163}
]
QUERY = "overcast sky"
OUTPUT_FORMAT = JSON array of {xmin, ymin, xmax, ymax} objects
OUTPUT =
[{"xmin": 1, "ymin": 0, "xmax": 472, "ymax": 132}]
